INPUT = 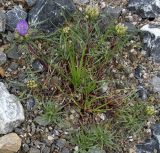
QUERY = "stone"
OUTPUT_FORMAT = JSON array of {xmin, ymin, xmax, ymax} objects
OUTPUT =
[
  {"xmin": 99, "ymin": 6, "xmax": 122, "ymax": 32},
  {"xmin": 123, "ymin": 22, "xmax": 137, "ymax": 34},
  {"xmin": 0, "ymin": 82, "xmax": 25, "ymax": 134},
  {"xmin": 0, "ymin": 133, "xmax": 22, "ymax": 153},
  {"xmin": 29, "ymin": 148, "xmax": 40, "ymax": 153},
  {"xmin": 28, "ymin": 0, "xmax": 75, "ymax": 32},
  {"xmin": 0, "ymin": 11, "xmax": 6, "ymax": 32},
  {"xmin": 32, "ymin": 59, "xmax": 46, "ymax": 72},
  {"xmin": 25, "ymin": 0, "xmax": 37, "ymax": 7},
  {"xmin": 61, "ymin": 147, "xmax": 70, "ymax": 153},
  {"xmin": 6, "ymin": 6, "xmax": 27, "ymax": 31},
  {"xmin": 128, "ymin": 0, "xmax": 160, "ymax": 19},
  {"xmin": 151, "ymin": 76, "xmax": 160, "ymax": 93},
  {"xmin": 134, "ymin": 65, "xmax": 142, "ymax": 79},
  {"xmin": 137, "ymin": 86, "xmax": 148, "ymax": 100},
  {"xmin": 141, "ymin": 24, "xmax": 160, "ymax": 62},
  {"xmin": 26, "ymin": 97, "xmax": 36, "ymax": 111},
  {"xmin": 22, "ymin": 143, "xmax": 30, "ymax": 153},
  {"xmin": 34, "ymin": 116, "xmax": 50, "ymax": 126},
  {"xmin": 0, "ymin": 51, "xmax": 7, "ymax": 66},
  {"xmin": 88, "ymin": 146, "xmax": 106, "ymax": 153},
  {"xmin": 56, "ymin": 139, "xmax": 66, "ymax": 149},
  {"xmin": 151, "ymin": 124, "xmax": 160, "ymax": 150},
  {"xmin": 73, "ymin": 0, "xmax": 89, "ymax": 5},
  {"xmin": 6, "ymin": 44, "xmax": 21, "ymax": 60},
  {"xmin": 136, "ymin": 138, "xmax": 159, "ymax": 153},
  {"xmin": 42, "ymin": 146, "xmax": 50, "ymax": 153}
]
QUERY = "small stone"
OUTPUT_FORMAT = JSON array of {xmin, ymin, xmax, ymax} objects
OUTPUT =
[
  {"xmin": 0, "ymin": 51, "xmax": 7, "ymax": 66},
  {"xmin": 0, "ymin": 133, "xmax": 22, "ymax": 153},
  {"xmin": 42, "ymin": 146, "xmax": 50, "ymax": 153},
  {"xmin": 123, "ymin": 22, "xmax": 137, "ymax": 34},
  {"xmin": 25, "ymin": 0, "xmax": 37, "ymax": 7},
  {"xmin": 6, "ymin": 6, "xmax": 27, "ymax": 31},
  {"xmin": 34, "ymin": 116, "xmax": 50, "ymax": 126},
  {"xmin": 7, "ymin": 44, "xmax": 20, "ymax": 60},
  {"xmin": 88, "ymin": 146, "xmax": 106, "ymax": 153},
  {"xmin": 8, "ymin": 62, "xmax": 19, "ymax": 71},
  {"xmin": 47, "ymin": 135, "xmax": 54, "ymax": 141},
  {"xmin": 73, "ymin": 0, "xmax": 89, "ymax": 5},
  {"xmin": 29, "ymin": 148, "xmax": 40, "ymax": 153},
  {"xmin": 0, "ymin": 11, "xmax": 6, "ymax": 32},
  {"xmin": 26, "ymin": 97, "xmax": 36, "ymax": 111},
  {"xmin": 61, "ymin": 147, "xmax": 70, "ymax": 153},
  {"xmin": 32, "ymin": 59, "xmax": 46, "ymax": 72},
  {"xmin": 0, "ymin": 82, "xmax": 24, "ymax": 134},
  {"xmin": 151, "ymin": 76, "xmax": 160, "ymax": 93},
  {"xmin": 56, "ymin": 139, "xmax": 66, "ymax": 149},
  {"xmin": 137, "ymin": 86, "xmax": 148, "ymax": 100},
  {"xmin": 22, "ymin": 144, "xmax": 30, "ymax": 153},
  {"xmin": 151, "ymin": 124, "xmax": 160, "ymax": 149}
]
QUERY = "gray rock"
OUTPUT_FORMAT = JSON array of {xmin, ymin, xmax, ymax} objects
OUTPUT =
[
  {"xmin": 22, "ymin": 143, "xmax": 30, "ymax": 153},
  {"xmin": 25, "ymin": 0, "xmax": 37, "ymax": 7},
  {"xmin": 0, "ymin": 11, "xmax": 6, "ymax": 32},
  {"xmin": 141, "ymin": 24, "xmax": 160, "ymax": 63},
  {"xmin": 0, "ymin": 82, "xmax": 25, "ymax": 134},
  {"xmin": 88, "ymin": 146, "xmax": 106, "ymax": 153},
  {"xmin": 6, "ymin": 6, "xmax": 27, "ymax": 31},
  {"xmin": 0, "ymin": 51, "xmax": 7, "ymax": 65},
  {"xmin": 73, "ymin": 0, "xmax": 89, "ymax": 5},
  {"xmin": 32, "ymin": 59, "xmax": 46, "ymax": 72},
  {"xmin": 128, "ymin": 0, "xmax": 160, "ymax": 19},
  {"xmin": 42, "ymin": 146, "xmax": 50, "ymax": 153},
  {"xmin": 29, "ymin": 148, "xmax": 41, "ymax": 153},
  {"xmin": 123, "ymin": 22, "xmax": 138, "ymax": 34},
  {"xmin": 56, "ymin": 139, "xmax": 66, "ymax": 149},
  {"xmin": 61, "ymin": 147, "xmax": 70, "ymax": 153},
  {"xmin": 6, "ymin": 44, "xmax": 20, "ymax": 60},
  {"xmin": 34, "ymin": 116, "xmax": 50, "ymax": 126},
  {"xmin": 151, "ymin": 76, "xmax": 160, "ymax": 93},
  {"xmin": 28, "ymin": 0, "xmax": 75, "ymax": 32},
  {"xmin": 136, "ymin": 138, "xmax": 159, "ymax": 153},
  {"xmin": 151, "ymin": 124, "xmax": 160, "ymax": 150},
  {"xmin": 99, "ymin": 6, "xmax": 122, "ymax": 32},
  {"xmin": 137, "ymin": 86, "xmax": 148, "ymax": 100},
  {"xmin": 26, "ymin": 97, "xmax": 36, "ymax": 111}
]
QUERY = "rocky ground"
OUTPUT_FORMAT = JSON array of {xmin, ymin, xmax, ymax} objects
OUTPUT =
[{"xmin": 1, "ymin": 0, "xmax": 160, "ymax": 153}]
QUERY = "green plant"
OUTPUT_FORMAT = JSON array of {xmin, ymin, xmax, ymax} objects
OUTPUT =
[
  {"xmin": 42, "ymin": 102, "xmax": 63, "ymax": 123},
  {"xmin": 116, "ymin": 102, "xmax": 148, "ymax": 135},
  {"xmin": 71, "ymin": 124, "xmax": 116, "ymax": 152}
]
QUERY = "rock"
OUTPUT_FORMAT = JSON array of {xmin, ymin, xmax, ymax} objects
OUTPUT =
[
  {"xmin": 6, "ymin": 6, "xmax": 27, "ymax": 31},
  {"xmin": 136, "ymin": 138, "xmax": 159, "ymax": 153},
  {"xmin": 8, "ymin": 62, "xmax": 19, "ymax": 71},
  {"xmin": 42, "ymin": 146, "xmax": 50, "ymax": 153},
  {"xmin": 26, "ymin": 97, "xmax": 36, "ymax": 111},
  {"xmin": 32, "ymin": 59, "xmax": 46, "ymax": 72},
  {"xmin": 6, "ymin": 44, "xmax": 20, "ymax": 60},
  {"xmin": 34, "ymin": 116, "xmax": 50, "ymax": 126},
  {"xmin": 123, "ymin": 22, "xmax": 137, "ymax": 34},
  {"xmin": 0, "ymin": 11, "xmax": 6, "ymax": 32},
  {"xmin": 151, "ymin": 76, "xmax": 160, "ymax": 93},
  {"xmin": 0, "ymin": 51, "xmax": 7, "ymax": 65},
  {"xmin": 137, "ymin": 86, "xmax": 148, "ymax": 100},
  {"xmin": 56, "ymin": 139, "xmax": 66, "ymax": 149},
  {"xmin": 29, "ymin": 148, "xmax": 41, "ymax": 153},
  {"xmin": 151, "ymin": 124, "xmax": 160, "ymax": 150},
  {"xmin": 73, "ymin": 0, "xmax": 89, "ymax": 5},
  {"xmin": 141, "ymin": 24, "xmax": 160, "ymax": 62},
  {"xmin": 61, "ymin": 147, "xmax": 70, "ymax": 153},
  {"xmin": 0, "ymin": 133, "xmax": 22, "ymax": 153},
  {"xmin": 22, "ymin": 143, "xmax": 30, "ymax": 153},
  {"xmin": 0, "ymin": 82, "xmax": 24, "ymax": 134},
  {"xmin": 28, "ymin": 0, "xmax": 75, "ymax": 32},
  {"xmin": 25, "ymin": 0, "xmax": 37, "ymax": 7},
  {"xmin": 134, "ymin": 65, "xmax": 142, "ymax": 79},
  {"xmin": 128, "ymin": 0, "xmax": 160, "ymax": 19},
  {"xmin": 88, "ymin": 146, "xmax": 106, "ymax": 153},
  {"xmin": 99, "ymin": 6, "xmax": 122, "ymax": 32}
]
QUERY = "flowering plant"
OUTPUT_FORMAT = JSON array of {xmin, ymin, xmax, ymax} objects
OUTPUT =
[{"xmin": 16, "ymin": 19, "xmax": 29, "ymax": 36}]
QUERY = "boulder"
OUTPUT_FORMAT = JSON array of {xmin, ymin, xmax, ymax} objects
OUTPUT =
[
  {"xmin": 128, "ymin": 0, "xmax": 160, "ymax": 19},
  {"xmin": 0, "ymin": 82, "xmax": 25, "ymax": 134},
  {"xmin": 0, "ymin": 133, "xmax": 22, "ymax": 153},
  {"xmin": 28, "ymin": 0, "xmax": 75, "ymax": 32}
]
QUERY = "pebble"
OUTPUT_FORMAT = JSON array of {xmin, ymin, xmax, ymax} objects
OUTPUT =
[
  {"xmin": 0, "ymin": 51, "xmax": 7, "ymax": 65},
  {"xmin": 26, "ymin": 97, "xmax": 36, "ymax": 111},
  {"xmin": 0, "ymin": 11, "xmax": 6, "ymax": 32},
  {"xmin": 29, "ymin": 147, "xmax": 41, "ymax": 153},
  {"xmin": 32, "ymin": 59, "xmax": 46, "ymax": 72},
  {"xmin": 25, "ymin": 0, "xmax": 37, "ymax": 7},
  {"xmin": 7, "ymin": 44, "xmax": 20, "ymax": 59},
  {"xmin": 56, "ymin": 139, "xmax": 66, "ymax": 149},
  {"xmin": 34, "ymin": 116, "xmax": 50, "ymax": 126}
]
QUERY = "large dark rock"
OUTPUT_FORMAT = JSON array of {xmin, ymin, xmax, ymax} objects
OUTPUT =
[
  {"xmin": 128, "ymin": 0, "xmax": 160, "ymax": 19},
  {"xmin": 28, "ymin": 0, "xmax": 75, "ymax": 32},
  {"xmin": 151, "ymin": 124, "xmax": 160, "ymax": 150},
  {"xmin": 141, "ymin": 24, "xmax": 160, "ymax": 63},
  {"xmin": 136, "ymin": 138, "xmax": 159, "ymax": 153},
  {"xmin": 6, "ymin": 6, "xmax": 27, "ymax": 31}
]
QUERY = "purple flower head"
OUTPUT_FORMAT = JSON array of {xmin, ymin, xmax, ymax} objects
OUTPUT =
[{"xmin": 16, "ymin": 19, "xmax": 29, "ymax": 36}]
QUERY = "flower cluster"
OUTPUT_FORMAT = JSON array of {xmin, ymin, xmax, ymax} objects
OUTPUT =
[
  {"xmin": 146, "ymin": 106, "xmax": 156, "ymax": 116},
  {"xmin": 27, "ymin": 80, "xmax": 38, "ymax": 89},
  {"xmin": 62, "ymin": 26, "xmax": 71, "ymax": 34},
  {"xmin": 115, "ymin": 23, "xmax": 128, "ymax": 36},
  {"xmin": 16, "ymin": 19, "xmax": 29, "ymax": 36},
  {"xmin": 85, "ymin": 5, "xmax": 99, "ymax": 20}
]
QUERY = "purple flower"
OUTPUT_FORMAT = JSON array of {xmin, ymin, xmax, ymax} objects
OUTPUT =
[{"xmin": 16, "ymin": 19, "xmax": 29, "ymax": 36}]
